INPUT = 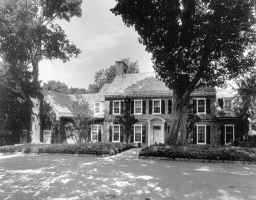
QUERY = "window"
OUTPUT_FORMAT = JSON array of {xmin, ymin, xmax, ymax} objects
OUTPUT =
[
  {"xmin": 134, "ymin": 124, "xmax": 142, "ymax": 143},
  {"xmin": 153, "ymin": 99, "xmax": 161, "ymax": 114},
  {"xmin": 197, "ymin": 124, "xmax": 206, "ymax": 144},
  {"xmin": 196, "ymin": 98, "xmax": 206, "ymax": 114},
  {"xmin": 134, "ymin": 100, "xmax": 142, "ymax": 115},
  {"xmin": 112, "ymin": 124, "xmax": 120, "ymax": 142},
  {"xmin": 91, "ymin": 125, "xmax": 101, "ymax": 142},
  {"xmin": 94, "ymin": 102, "xmax": 100, "ymax": 114},
  {"xmin": 225, "ymin": 124, "xmax": 234, "ymax": 145},
  {"xmin": 224, "ymin": 99, "xmax": 232, "ymax": 110},
  {"xmin": 113, "ymin": 100, "xmax": 121, "ymax": 115}
]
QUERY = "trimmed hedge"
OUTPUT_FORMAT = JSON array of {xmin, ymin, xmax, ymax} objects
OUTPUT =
[
  {"xmin": 139, "ymin": 144, "xmax": 256, "ymax": 162},
  {"xmin": 0, "ymin": 143, "xmax": 134, "ymax": 155}
]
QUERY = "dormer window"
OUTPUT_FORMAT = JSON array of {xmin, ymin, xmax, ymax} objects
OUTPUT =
[
  {"xmin": 153, "ymin": 99, "xmax": 161, "ymax": 114},
  {"xmin": 196, "ymin": 98, "xmax": 206, "ymax": 114},
  {"xmin": 113, "ymin": 100, "xmax": 121, "ymax": 115},
  {"xmin": 134, "ymin": 100, "xmax": 142, "ymax": 115}
]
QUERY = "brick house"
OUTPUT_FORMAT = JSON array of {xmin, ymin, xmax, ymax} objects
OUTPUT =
[
  {"xmin": 43, "ymin": 71, "xmax": 245, "ymax": 146},
  {"xmin": 89, "ymin": 72, "xmax": 245, "ymax": 146}
]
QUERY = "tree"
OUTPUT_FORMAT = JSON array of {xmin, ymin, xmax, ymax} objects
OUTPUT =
[
  {"xmin": 0, "ymin": 0, "xmax": 82, "ymax": 143},
  {"xmin": 112, "ymin": 0, "xmax": 256, "ymax": 144},
  {"xmin": 88, "ymin": 58, "xmax": 139, "ymax": 93}
]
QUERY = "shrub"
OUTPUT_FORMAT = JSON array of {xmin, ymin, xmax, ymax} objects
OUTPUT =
[{"xmin": 0, "ymin": 143, "xmax": 134, "ymax": 155}]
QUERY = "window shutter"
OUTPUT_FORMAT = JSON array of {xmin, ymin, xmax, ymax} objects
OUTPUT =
[
  {"xmin": 143, "ymin": 100, "xmax": 146, "ymax": 114},
  {"xmin": 131, "ymin": 100, "xmax": 134, "ymax": 114},
  {"xmin": 120, "ymin": 125, "xmax": 124, "ymax": 142},
  {"xmin": 109, "ymin": 101, "xmax": 113, "ymax": 115},
  {"xmin": 168, "ymin": 99, "xmax": 172, "ymax": 114},
  {"xmin": 193, "ymin": 125, "xmax": 197, "ymax": 144},
  {"xmin": 142, "ymin": 125, "xmax": 146, "ymax": 144},
  {"xmin": 131, "ymin": 125, "xmax": 134, "ymax": 143},
  {"xmin": 218, "ymin": 98, "xmax": 224, "ymax": 109},
  {"xmin": 121, "ymin": 101, "xmax": 124, "ymax": 114},
  {"xmin": 161, "ymin": 100, "xmax": 165, "ymax": 114},
  {"xmin": 149, "ymin": 100, "xmax": 152, "ymax": 114},
  {"xmin": 206, "ymin": 99, "xmax": 211, "ymax": 114},
  {"xmin": 109, "ymin": 126, "xmax": 112, "ymax": 142},
  {"xmin": 206, "ymin": 125, "xmax": 211, "ymax": 144},
  {"xmin": 88, "ymin": 125, "xmax": 91, "ymax": 142},
  {"xmin": 220, "ymin": 125, "xmax": 225, "ymax": 145},
  {"xmin": 193, "ymin": 99, "xmax": 197, "ymax": 113},
  {"xmin": 98, "ymin": 126, "xmax": 102, "ymax": 142}
]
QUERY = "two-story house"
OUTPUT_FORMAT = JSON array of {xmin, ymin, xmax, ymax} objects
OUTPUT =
[
  {"xmin": 92, "ymin": 72, "xmax": 244, "ymax": 146},
  {"xmin": 43, "ymin": 69, "xmax": 244, "ymax": 146}
]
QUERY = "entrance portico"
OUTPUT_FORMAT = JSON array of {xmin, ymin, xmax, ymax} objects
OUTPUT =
[{"xmin": 147, "ymin": 116, "xmax": 166, "ymax": 146}]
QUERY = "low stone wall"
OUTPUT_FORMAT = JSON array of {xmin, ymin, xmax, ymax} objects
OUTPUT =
[
  {"xmin": 139, "ymin": 144, "xmax": 256, "ymax": 162},
  {"xmin": 0, "ymin": 143, "xmax": 134, "ymax": 155}
]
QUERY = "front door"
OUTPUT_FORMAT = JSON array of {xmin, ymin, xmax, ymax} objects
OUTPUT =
[{"xmin": 152, "ymin": 125, "xmax": 164, "ymax": 144}]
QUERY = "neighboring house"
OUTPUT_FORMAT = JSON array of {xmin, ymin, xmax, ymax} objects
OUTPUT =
[{"xmin": 43, "ymin": 88, "xmax": 106, "ymax": 144}]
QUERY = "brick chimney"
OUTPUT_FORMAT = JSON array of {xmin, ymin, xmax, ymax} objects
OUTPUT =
[{"xmin": 115, "ymin": 60, "xmax": 128, "ymax": 76}]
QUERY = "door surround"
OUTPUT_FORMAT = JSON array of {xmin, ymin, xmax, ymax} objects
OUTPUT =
[{"xmin": 147, "ymin": 116, "xmax": 166, "ymax": 146}]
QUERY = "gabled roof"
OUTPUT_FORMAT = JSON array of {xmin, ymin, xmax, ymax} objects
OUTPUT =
[{"xmin": 43, "ymin": 90, "xmax": 104, "ymax": 119}]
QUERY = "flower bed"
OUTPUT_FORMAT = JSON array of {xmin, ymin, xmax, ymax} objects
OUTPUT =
[
  {"xmin": 0, "ymin": 143, "xmax": 134, "ymax": 155},
  {"xmin": 139, "ymin": 144, "xmax": 256, "ymax": 162}
]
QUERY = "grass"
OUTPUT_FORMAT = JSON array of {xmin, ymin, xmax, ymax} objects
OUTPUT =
[
  {"xmin": 139, "ymin": 144, "xmax": 256, "ymax": 162},
  {"xmin": 0, "ymin": 143, "xmax": 134, "ymax": 156}
]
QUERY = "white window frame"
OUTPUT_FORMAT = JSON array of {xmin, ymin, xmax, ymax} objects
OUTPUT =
[
  {"xmin": 134, "ymin": 124, "xmax": 143, "ymax": 143},
  {"xmin": 223, "ymin": 98, "xmax": 232, "ymax": 110},
  {"xmin": 152, "ymin": 99, "xmax": 161, "ymax": 114},
  {"xmin": 91, "ymin": 124, "xmax": 101, "ymax": 143},
  {"xmin": 112, "ymin": 124, "xmax": 120, "ymax": 143},
  {"xmin": 225, "ymin": 124, "xmax": 235, "ymax": 145},
  {"xmin": 113, "ymin": 100, "xmax": 121, "ymax": 115},
  {"xmin": 134, "ymin": 99, "xmax": 143, "ymax": 115},
  {"xmin": 94, "ymin": 102, "xmax": 101, "ymax": 114},
  {"xmin": 196, "ymin": 98, "xmax": 206, "ymax": 114},
  {"xmin": 196, "ymin": 124, "xmax": 207, "ymax": 145}
]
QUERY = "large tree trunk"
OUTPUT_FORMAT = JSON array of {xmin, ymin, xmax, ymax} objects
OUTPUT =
[
  {"xmin": 30, "ymin": 97, "xmax": 41, "ymax": 143},
  {"xmin": 167, "ymin": 90, "xmax": 189, "ymax": 145},
  {"xmin": 30, "ymin": 59, "xmax": 41, "ymax": 144}
]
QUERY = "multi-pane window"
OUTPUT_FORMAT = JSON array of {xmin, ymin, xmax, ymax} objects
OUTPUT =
[
  {"xmin": 113, "ymin": 100, "xmax": 121, "ymax": 115},
  {"xmin": 134, "ymin": 124, "xmax": 142, "ymax": 143},
  {"xmin": 112, "ymin": 125, "xmax": 120, "ymax": 142},
  {"xmin": 197, "ymin": 124, "xmax": 206, "ymax": 144},
  {"xmin": 224, "ymin": 99, "xmax": 232, "ymax": 110},
  {"xmin": 197, "ymin": 98, "xmax": 206, "ymax": 114},
  {"xmin": 95, "ymin": 102, "xmax": 100, "ymax": 113},
  {"xmin": 225, "ymin": 124, "xmax": 234, "ymax": 144},
  {"xmin": 153, "ymin": 99, "xmax": 161, "ymax": 114},
  {"xmin": 91, "ymin": 125, "xmax": 100, "ymax": 142},
  {"xmin": 134, "ymin": 100, "xmax": 142, "ymax": 115}
]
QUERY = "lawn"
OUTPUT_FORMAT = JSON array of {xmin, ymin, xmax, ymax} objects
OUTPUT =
[{"xmin": 0, "ymin": 149, "xmax": 256, "ymax": 200}]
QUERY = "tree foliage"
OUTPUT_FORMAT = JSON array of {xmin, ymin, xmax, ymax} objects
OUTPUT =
[{"xmin": 43, "ymin": 80, "xmax": 86, "ymax": 94}]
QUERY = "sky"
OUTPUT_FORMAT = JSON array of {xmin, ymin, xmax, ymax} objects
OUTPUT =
[{"xmin": 39, "ymin": 0, "xmax": 154, "ymax": 89}]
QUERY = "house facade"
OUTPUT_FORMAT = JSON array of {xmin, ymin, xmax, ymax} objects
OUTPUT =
[
  {"xmin": 43, "ymin": 70, "xmax": 245, "ymax": 146},
  {"xmin": 88, "ymin": 72, "xmax": 245, "ymax": 146}
]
